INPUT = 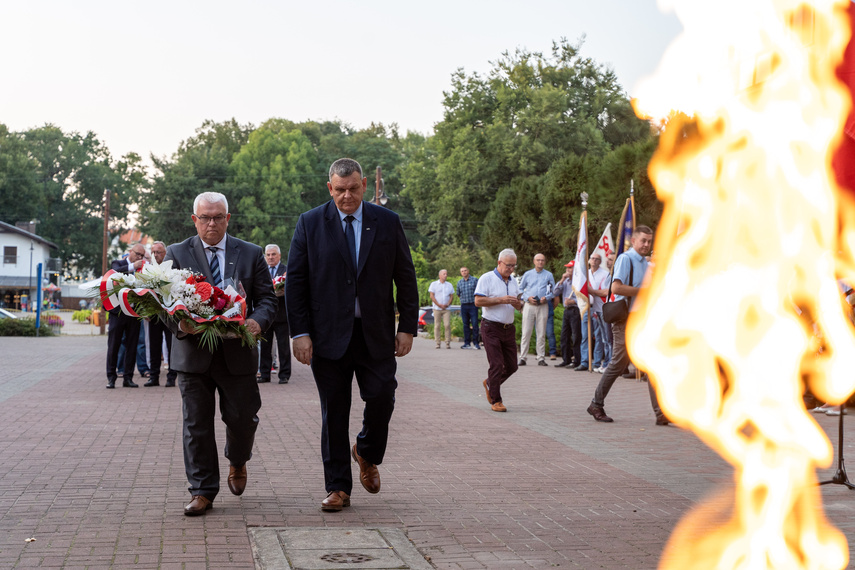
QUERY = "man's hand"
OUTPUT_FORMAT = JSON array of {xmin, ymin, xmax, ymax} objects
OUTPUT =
[
  {"xmin": 527, "ymin": 296, "xmax": 539, "ymax": 306},
  {"xmin": 245, "ymin": 318, "xmax": 261, "ymax": 336},
  {"xmin": 293, "ymin": 336, "xmax": 313, "ymax": 365},
  {"xmin": 132, "ymin": 259, "xmax": 145, "ymax": 270},
  {"xmin": 510, "ymin": 297, "xmax": 524, "ymax": 310},
  {"xmin": 395, "ymin": 332, "xmax": 414, "ymax": 357}
]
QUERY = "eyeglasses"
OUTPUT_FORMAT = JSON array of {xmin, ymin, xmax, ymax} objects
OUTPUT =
[
  {"xmin": 501, "ymin": 262, "xmax": 517, "ymax": 268},
  {"xmin": 129, "ymin": 250, "xmax": 145, "ymax": 258},
  {"xmin": 196, "ymin": 215, "xmax": 227, "ymax": 225}
]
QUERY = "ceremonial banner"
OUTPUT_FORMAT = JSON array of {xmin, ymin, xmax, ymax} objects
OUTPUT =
[{"xmin": 572, "ymin": 210, "xmax": 589, "ymax": 316}]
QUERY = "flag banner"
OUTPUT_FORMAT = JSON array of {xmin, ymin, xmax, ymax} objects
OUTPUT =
[
  {"xmin": 615, "ymin": 196, "xmax": 635, "ymax": 258},
  {"xmin": 594, "ymin": 222, "xmax": 614, "ymax": 269},
  {"xmin": 572, "ymin": 210, "xmax": 589, "ymax": 316}
]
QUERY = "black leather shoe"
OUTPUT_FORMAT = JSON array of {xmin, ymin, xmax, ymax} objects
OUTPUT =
[
  {"xmin": 278, "ymin": 377, "xmax": 290, "ymax": 384},
  {"xmin": 257, "ymin": 377, "xmax": 270, "ymax": 383},
  {"xmin": 144, "ymin": 379, "xmax": 160, "ymax": 387},
  {"xmin": 123, "ymin": 380, "xmax": 139, "ymax": 388},
  {"xmin": 574, "ymin": 365, "xmax": 588, "ymax": 371},
  {"xmin": 537, "ymin": 360, "xmax": 548, "ymax": 366},
  {"xmin": 518, "ymin": 359, "xmax": 526, "ymax": 366},
  {"xmin": 106, "ymin": 381, "xmax": 115, "ymax": 389},
  {"xmin": 554, "ymin": 361, "xmax": 569, "ymax": 367},
  {"xmin": 164, "ymin": 381, "xmax": 175, "ymax": 387},
  {"xmin": 655, "ymin": 414, "xmax": 670, "ymax": 426}
]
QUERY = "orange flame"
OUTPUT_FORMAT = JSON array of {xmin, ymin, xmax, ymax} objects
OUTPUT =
[{"xmin": 632, "ymin": 0, "xmax": 855, "ymax": 568}]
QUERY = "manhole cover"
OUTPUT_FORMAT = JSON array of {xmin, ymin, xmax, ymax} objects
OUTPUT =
[{"xmin": 320, "ymin": 552, "xmax": 377, "ymax": 563}]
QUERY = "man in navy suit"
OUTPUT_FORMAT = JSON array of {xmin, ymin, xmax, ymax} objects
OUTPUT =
[
  {"xmin": 164, "ymin": 192, "xmax": 277, "ymax": 516},
  {"xmin": 105, "ymin": 243, "xmax": 146, "ymax": 389},
  {"xmin": 258, "ymin": 243, "xmax": 291, "ymax": 384},
  {"xmin": 286, "ymin": 158, "xmax": 419, "ymax": 512}
]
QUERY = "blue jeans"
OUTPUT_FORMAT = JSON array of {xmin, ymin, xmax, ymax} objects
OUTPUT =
[
  {"xmin": 578, "ymin": 311, "xmax": 605, "ymax": 368},
  {"xmin": 460, "ymin": 303, "xmax": 480, "ymax": 346},
  {"xmin": 117, "ymin": 326, "xmax": 149, "ymax": 374},
  {"xmin": 546, "ymin": 303, "xmax": 557, "ymax": 356}
]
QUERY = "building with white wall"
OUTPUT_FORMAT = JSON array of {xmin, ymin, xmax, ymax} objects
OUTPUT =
[{"xmin": 0, "ymin": 221, "xmax": 58, "ymax": 310}]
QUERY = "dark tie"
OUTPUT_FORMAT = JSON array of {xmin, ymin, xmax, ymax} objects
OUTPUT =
[
  {"xmin": 207, "ymin": 247, "xmax": 221, "ymax": 287},
  {"xmin": 269, "ymin": 265, "xmax": 276, "ymax": 279},
  {"xmin": 344, "ymin": 215, "xmax": 357, "ymax": 267}
]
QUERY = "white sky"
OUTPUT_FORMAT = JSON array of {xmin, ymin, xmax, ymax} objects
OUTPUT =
[{"xmin": 1, "ymin": 0, "xmax": 681, "ymax": 162}]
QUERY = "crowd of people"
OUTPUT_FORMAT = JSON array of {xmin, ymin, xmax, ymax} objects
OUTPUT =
[{"xmin": 427, "ymin": 228, "xmax": 663, "ymax": 423}]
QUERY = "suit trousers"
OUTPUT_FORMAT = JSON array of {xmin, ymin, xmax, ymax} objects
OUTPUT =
[
  {"xmin": 518, "ymin": 302, "xmax": 547, "ymax": 361},
  {"xmin": 177, "ymin": 349, "xmax": 261, "ymax": 500},
  {"xmin": 259, "ymin": 320, "xmax": 292, "ymax": 380},
  {"xmin": 433, "ymin": 309, "xmax": 451, "ymax": 346},
  {"xmin": 106, "ymin": 312, "xmax": 141, "ymax": 383},
  {"xmin": 560, "ymin": 306, "xmax": 577, "ymax": 365},
  {"xmin": 310, "ymin": 320, "xmax": 397, "ymax": 495},
  {"xmin": 481, "ymin": 319, "xmax": 518, "ymax": 403},
  {"xmin": 148, "ymin": 319, "xmax": 177, "ymax": 384},
  {"xmin": 591, "ymin": 319, "xmax": 662, "ymax": 415}
]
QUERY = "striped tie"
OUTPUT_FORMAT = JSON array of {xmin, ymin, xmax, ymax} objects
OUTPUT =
[{"xmin": 207, "ymin": 247, "xmax": 221, "ymax": 287}]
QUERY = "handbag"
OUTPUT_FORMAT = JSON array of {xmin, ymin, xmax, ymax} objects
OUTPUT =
[{"xmin": 602, "ymin": 262, "xmax": 633, "ymax": 324}]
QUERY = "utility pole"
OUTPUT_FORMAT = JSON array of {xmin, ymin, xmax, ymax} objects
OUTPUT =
[{"xmin": 100, "ymin": 189, "xmax": 110, "ymax": 335}]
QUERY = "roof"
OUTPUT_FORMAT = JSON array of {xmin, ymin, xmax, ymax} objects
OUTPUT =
[
  {"xmin": 0, "ymin": 276, "xmax": 39, "ymax": 288},
  {"xmin": 0, "ymin": 221, "xmax": 58, "ymax": 250}
]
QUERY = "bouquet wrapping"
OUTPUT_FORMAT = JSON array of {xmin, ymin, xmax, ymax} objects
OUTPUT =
[
  {"xmin": 273, "ymin": 274, "xmax": 286, "ymax": 297},
  {"xmin": 98, "ymin": 260, "xmax": 256, "ymax": 351}
]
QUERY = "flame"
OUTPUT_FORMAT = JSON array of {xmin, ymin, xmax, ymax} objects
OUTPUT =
[{"xmin": 632, "ymin": 0, "xmax": 855, "ymax": 568}]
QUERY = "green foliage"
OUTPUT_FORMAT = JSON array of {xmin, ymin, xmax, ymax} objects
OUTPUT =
[
  {"xmin": 0, "ymin": 316, "xmax": 54, "ymax": 336},
  {"xmin": 0, "ymin": 123, "xmax": 146, "ymax": 277},
  {"xmin": 72, "ymin": 309, "xmax": 92, "ymax": 322}
]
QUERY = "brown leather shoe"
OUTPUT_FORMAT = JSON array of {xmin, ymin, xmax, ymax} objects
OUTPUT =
[
  {"xmin": 321, "ymin": 490, "xmax": 351, "ymax": 512},
  {"xmin": 483, "ymin": 379, "xmax": 493, "ymax": 404},
  {"xmin": 491, "ymin": 401, "xmax": 507, "ymax": 412},
  {"xmin": 587, "ymin": 403, "xmax": 614, "ymax": 422},
  {"xmin": 227, "ymin": 464, "xmax": 247, "ymax": 496},
  {"xmin": 351, "ymin": 444, "xmax": 381, "ymax": 494},
  {"xmin": 184, "ymin": 495, "xmax": 213, "ymax": 516},
  {"xmin": 655, "ymin": 414, "xmax": 670, "ymax": 426}
]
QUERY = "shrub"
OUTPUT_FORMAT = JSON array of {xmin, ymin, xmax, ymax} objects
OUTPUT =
[
  {"xmin": 72, "ymin": 309, "xmax": 92, "ymax": 323},
  {"xmin": 0, "ymin": 317, "xmax": 54, "ymax": 336}
]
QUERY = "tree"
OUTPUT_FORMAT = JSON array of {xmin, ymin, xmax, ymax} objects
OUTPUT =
[{"xmin": 141, "ymin": 119, "xmax": 253, "ymax": 246}]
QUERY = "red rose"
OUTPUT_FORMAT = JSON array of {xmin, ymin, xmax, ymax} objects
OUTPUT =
[
  {"xmin": 186, "ymin": 276, "xmax": 197, "ymax": 285},
  {"xmin": 213, "ymin": 296, "xmax": 228, "ymax": 311}
]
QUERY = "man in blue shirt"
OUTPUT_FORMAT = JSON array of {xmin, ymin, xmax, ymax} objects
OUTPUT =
[
  {"xmin": 518, "ymin": 253, "xmax": 556, "ymax": 366},
  {"xmin": 586, "ymin": 226, "xmax": 667, "ymax": 425},
  {"xmin": 457, "ymin": 267, "xmax": 480, "ymax": 349}
]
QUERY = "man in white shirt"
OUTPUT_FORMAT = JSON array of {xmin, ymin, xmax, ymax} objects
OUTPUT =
[
  {"xmin": 428, "ymin": 269, "xmax": 455, "ymax": 349},
  {"xmin": 475, "ymin": 249, "xmax": 524, "ymax": 412},
  {"xmin": 576, "ymin": 253, "xmax": 610, "ymax": 372}
]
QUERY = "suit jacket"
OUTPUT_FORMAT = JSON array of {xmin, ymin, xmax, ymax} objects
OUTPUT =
[
  {"xmin": 286, "ymin": 200, "xmax": 419, "ymax": 361},
  {"xmin": 108, "ymin": 258, "xmax": 135, "ymax": 315},
  {"xmin": 268, "ymin": 263, "xmax": 288, "ymax": 323},
  {"xmin": 164, "ymin": 234, "xmax": 277, "ymax": 375}
]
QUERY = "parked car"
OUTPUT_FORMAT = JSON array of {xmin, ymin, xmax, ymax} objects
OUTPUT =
[
  {"xmin": 417, "ymin": 305, "xmax": 461, "ymax": 332},
  {"xmin": 0, "ymin": 308, "xmax": 18, "ymax": 319}
]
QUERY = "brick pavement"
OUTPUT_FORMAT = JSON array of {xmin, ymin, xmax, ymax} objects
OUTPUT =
[{"xmin": 0, "ymin": 334, "xmax": 853, "ymax": 568}]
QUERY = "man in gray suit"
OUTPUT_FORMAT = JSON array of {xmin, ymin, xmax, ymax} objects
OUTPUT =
[{"xmin": 164, "ymin": 191, "xmax": 277, "ymax": 516}]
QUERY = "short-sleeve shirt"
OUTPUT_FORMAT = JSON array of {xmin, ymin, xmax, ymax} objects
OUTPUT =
[
  {"xmin": 474, "ymin": 269, "xmax": 520, "ymax": 324},
  {"xmin": 428, "ymin": 280, "xmax": 455, "ymax": 311},
  {"xmin": 589, "ymin": 267, "xmax": 610, "ymax": 313},
  {"xmin": 612, "ymin": 248, "xmax": 648, "ymax": 310}
]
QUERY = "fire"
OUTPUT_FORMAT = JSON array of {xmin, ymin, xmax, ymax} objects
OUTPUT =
[{"xmin": 631, "ymin": 0, "xmax": 855, "ymax": 568}]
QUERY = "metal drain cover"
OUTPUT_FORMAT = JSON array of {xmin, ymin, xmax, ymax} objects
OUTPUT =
[{"xmin": 248, "ymin": 527, "xmax": 432, "ymax": 570}]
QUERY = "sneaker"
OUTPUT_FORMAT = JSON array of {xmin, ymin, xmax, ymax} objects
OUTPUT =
[
  {"xmin": 475, "ymin": 344, "xmax": 481, "ymax": 350},
  {"xmin": 460, "ymin": 344, "xmax": 471, "ymax": 349},
  {"xmin": 827, "ymin": 407, "xmax": 848, "ymax": 416},
  {"xmin": 586, "ymin": 403, "xmax": 613, "ymax": 422},
  {"xmin": 594, "ymin": 366, "xmax": 605, "ymax": 374}
]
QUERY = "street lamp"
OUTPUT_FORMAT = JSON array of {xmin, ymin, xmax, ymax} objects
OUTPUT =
[{"xmin": 374, "ymin": 166, "xmax": 389, "ymax": 206}]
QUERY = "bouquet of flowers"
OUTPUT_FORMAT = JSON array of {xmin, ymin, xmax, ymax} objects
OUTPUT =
[
  {"xmin": 272, "ymin": 274, "xmax": 286, "ymax": 297},
  {"xmin": 97, "ymin": 260, "xmax": 256, "ymax": 352}
]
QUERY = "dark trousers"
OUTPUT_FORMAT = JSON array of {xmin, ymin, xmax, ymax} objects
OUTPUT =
[
  {"xmin": 460, "ymin": 303, "xmax": 480, "ymax": 346},
  {"xmin": 481, "ymin": 319, "xmax": 518, "ymax": 403},
  {"xmin": 148, "ymin": 319, "xmax": 177, "ymax": 384},
  {"xmin": 177, "ymin": 349, "xmax": 261, "ymax": 501},
  {"xmin": 259, "ymin": 319, "xmax": 292, "ymax": 380},
  {"xmin": 563, "ymin": 305, "xmax": 581, "ymax": 365},
  {"xmin": 592, "ymin": 319, "xmax": 661, "ymax": 415},
  {"xmin": 106, "ymin": 312, "xmax": 141, "ymax": 383},
  {"xmin": 310, "ymin": 321, "xmax": 397, "ymax": 494}
]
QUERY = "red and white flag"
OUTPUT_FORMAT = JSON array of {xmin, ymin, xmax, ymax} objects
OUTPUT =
[
  {"xmin": 572, "ymin": 211, "xmax": 589, "ymax": 315},
  {"xmin": 594, "ymin": 223, "xmax": 614, "ymax": 301}
]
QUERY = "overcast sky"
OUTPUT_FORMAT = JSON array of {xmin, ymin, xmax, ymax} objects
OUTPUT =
[{"xmin": 1, "ymin": 0, "xmax": 681, "ymax": 161}]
